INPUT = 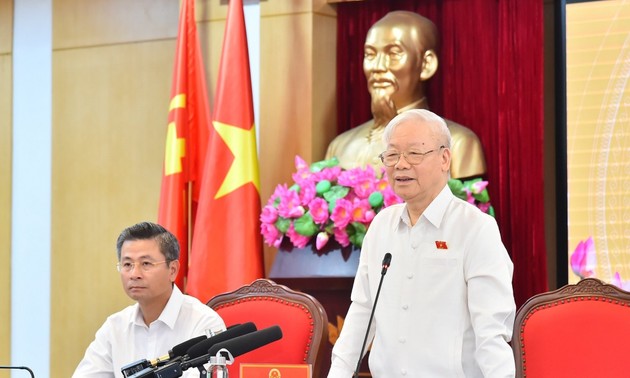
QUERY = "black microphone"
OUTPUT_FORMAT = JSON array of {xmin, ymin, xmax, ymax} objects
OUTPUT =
[
  {"xmin": 121, "ymin": 335, "xmax": 207, "ymax": 377},
  {"xmin": 0, "ymin": 366, "xmax": 35, "ymax": 378},
  {"xmin": 353, "ymin": 252, "xmax": 392, "ymax": 378},
  {"xmin": 152, "ymin": 335, "xmax": 207, "ymax": 366},
  {"xmin": 147, "ymin": 322, "xmax": 258, "ymax": 378},
  {"xmin": 206, "ymin": 325, "xmax": 283, "ymax": 359},
  {"xmin": 185, "ymin": 322, "xmax": 257, "ymax": 359},
  {"xmin": 170, "ymin": 325, "xmax": 282, "ymax": 378}
]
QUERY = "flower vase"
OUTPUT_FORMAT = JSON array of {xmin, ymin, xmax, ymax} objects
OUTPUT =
[{"xmin": 268, "ymin": 238, "xmax": 360, "ymax": 279}]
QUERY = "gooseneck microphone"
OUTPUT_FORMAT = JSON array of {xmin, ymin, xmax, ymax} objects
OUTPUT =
[{"xmin": 353, "ymin": 252, "xmax": 392, "ymax": 378}]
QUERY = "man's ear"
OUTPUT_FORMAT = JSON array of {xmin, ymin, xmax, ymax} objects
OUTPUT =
[
  {"xmin": 441, "ymin": 146, "xmax": 451, "ymax": 172},
  {"xmin": 169, "ymin": 259, "xmax": 180, "ymax": 281},
  {"xmin": 420, "ymin": 49, "xmax": 438, "ymax": 81}
]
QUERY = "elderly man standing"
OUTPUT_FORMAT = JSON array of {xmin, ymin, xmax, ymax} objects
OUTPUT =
[{"xmin": 328, "ymin": 109, "xmax": 515, "ymax": 377}]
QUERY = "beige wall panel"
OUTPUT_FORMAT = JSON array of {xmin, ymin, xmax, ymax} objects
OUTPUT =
[
  {"xmin": 311, "ymin": 12, "xmax": 337, "ymax": 161},
  {"xmin": 53, "ymin": 0, "xmax": 179, "ymax": 49},
  {"xmin": 259, "ymin": 13, "xmax": 313, "ymax": 272},
  {"xmin": 51, "ymin": 39, "xmax": 175, "ymax": 378},
  {"xmin": 0, "ymin": 0, "xmax": 12, "ymax": 53},
  {"xmin": 0, "ymin": 53, "xmax": 12, "ymax": 375},
  {"xmin": 262, "ymin": 0, "xmax": 336, "ymax": 17},
  {"xmin": 197, "ymin": 0, "xmax": 228, "ymax": 22}
]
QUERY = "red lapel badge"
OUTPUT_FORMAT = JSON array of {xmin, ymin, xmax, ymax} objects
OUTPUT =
[{"xmin": 435, "ymin": 241, "xmax": 448, "ymax": 250}]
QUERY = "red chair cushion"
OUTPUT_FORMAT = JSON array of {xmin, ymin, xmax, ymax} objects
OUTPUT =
[
  {"xmin": 520, "ymin": 297, "xmax": 630, "ymax": 377},
  {"xmin": 214, "ymin": 297, "xmax": 315, "ymax": 378}
]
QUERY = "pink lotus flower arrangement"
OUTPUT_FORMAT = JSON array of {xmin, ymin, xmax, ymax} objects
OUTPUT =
[{"xmin": 260, "ymin": 156, "xmax": 402, "ymax": 250}]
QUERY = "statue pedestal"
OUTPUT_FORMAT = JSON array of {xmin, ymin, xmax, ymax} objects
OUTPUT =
[{"xmin": 269, "ymin": 239, "xmax": 361, "ymax": 376}]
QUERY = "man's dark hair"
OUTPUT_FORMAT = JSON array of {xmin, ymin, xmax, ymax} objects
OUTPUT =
[{"xmin": 116, "ymin": 221, "xmax": 179, "ymax": 262}]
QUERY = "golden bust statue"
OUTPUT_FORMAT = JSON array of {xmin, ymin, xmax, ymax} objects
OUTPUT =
[{"xmin": 326, "ymin": 10, "xmax": 486, "ymax": 179}]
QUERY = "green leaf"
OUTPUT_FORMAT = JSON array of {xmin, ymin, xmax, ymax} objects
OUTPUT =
[
  {"xmin": 323, "ymin": 185, "xmax": 349, "ymax": 202},
  {"xmin": 347, "ymin": 222, "xmax": 366, "ymax": 247},
  {"xmin": 293, "ymin": 213, "xmax": 319, "ymax": 236},
  {"xmin": 275, "ymin": 217, "xmax": 291, "ymax": 233},
  {"xmin": 448, "ymin": 179, "xmax": 467, "ymax": 200},
  {"xmin": 310, "ymin": 157, "xmax": 340, "ymax": 172},
  {"xmin": 473, "ymin": 189, "xmax": 490, "ymax": 203}
]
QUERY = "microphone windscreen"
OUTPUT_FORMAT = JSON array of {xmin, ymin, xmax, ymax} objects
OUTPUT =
[
  {"xmin": 383, "ymin": 253, "xmax": 392, "ymax": 267},
  {"xmin": 207, "ymin": 325, "xmax": 283, "ymax": 358},
  {"xmin": 186, "ymin": 322, "xmax": 257, "ymax": 359},
  {"xmin": 170, "ymin": 335, "xmax": 207, "ymax": 358}
]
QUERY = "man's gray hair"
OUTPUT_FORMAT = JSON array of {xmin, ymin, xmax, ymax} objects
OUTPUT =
[{"xmin": 383, "ymin": 109, "xmax": 451, "ymax": 148}]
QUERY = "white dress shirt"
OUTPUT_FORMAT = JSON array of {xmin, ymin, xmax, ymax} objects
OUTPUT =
[
  {"xmin": 328, "ymin": 184, "xmax": 516, "ymax": 377},
  {"xmin": 73, "ymin": 285, "xmax": 226, "ymax": 378}
]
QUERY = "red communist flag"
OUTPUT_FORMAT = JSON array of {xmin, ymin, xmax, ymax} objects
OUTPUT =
[
  {"xmin": 187, "ymin": 0, "xmax": 264, "ymax": 302},
  {"xmin": 158, "ymin": 0, "xmax": 211, "ymax": 290}
]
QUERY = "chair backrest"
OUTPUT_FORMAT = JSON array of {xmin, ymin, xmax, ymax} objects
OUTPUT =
[
  {"xmin": 513, "ymin": 278, "xmax": 630, "ymax": 377},
  {"xmin": 207, "ymin": 278, "xmax": 328, "ymax": 378}
]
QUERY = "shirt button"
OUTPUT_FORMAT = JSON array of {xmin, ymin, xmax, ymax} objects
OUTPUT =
[
  {"xmin": 407, "ymin": 273, "xmax": 414, "ymax": 279},
  {"xmin": 398, "ymin": 337, "xmax": 406, "ymax": 343},
  {"xmin": 401, "ymin": 369, "xmax": 407, "ymax": 375},
  {"xmin": 402, "ymin": 304, "xmax": 409, "ymax": 310}
]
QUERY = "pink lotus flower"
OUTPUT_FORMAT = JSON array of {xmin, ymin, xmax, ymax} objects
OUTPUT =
[
  {"xmin": 331, "ymin": 199, "xmax": 353, "ymax": 229},
  {"xmin": 470, "ymin": 180, "xmax": 488, "ymax": 194},
  {"xmin": 260, "ymin": 204, "xmax": 278, "ymax": 224},
  {"xmin": 275, "ymin": 185, "xmax": 305, "ymax": 218},
  {"xmin": 351, "ymin": 199, "xmax": 376, "ymax": 223},
  {"xmin": 570, "ymin": 237, "xmax": 596, "ymax": 279},
  {"xmin": 334, "ymin": 226, "xmax": 350, "ymax": 247},
  {"xmin": 316, "ymin": 232, "xmax": 330, "ymax": 250},
  {"xmin": 308, "ymin": 197, "xmax": 329, "ymax": 224},
  {"xmin": 611, "ymin": 272, "xmax": 630, "ymax": 292},
  {"xmin": 261, "ymin": 223, "xmax": 282, "ymax": 248}
]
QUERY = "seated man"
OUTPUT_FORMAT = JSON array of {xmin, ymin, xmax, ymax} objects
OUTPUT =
[
  {"xmin": 326, "ymin": 10, "xmax": 486, "ymax": 180},
  {"xmin": 73, "ymin": 221, "xmax": 226, "ymax": 377}
]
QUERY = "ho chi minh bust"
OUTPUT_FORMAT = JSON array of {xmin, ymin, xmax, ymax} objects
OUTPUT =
[{"xmin": 325, "ymin": 10, "xmax": 486, "ymax": 179}]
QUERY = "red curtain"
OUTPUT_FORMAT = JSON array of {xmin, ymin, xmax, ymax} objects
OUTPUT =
[{"xmin": 336, "ymin": 0, "xmax": 547, "ymax": 307}]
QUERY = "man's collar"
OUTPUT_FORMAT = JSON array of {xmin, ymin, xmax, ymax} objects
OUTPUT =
[
  {"xmin": 132, "ymin": 285, "xmax": 183, "ymax": 329},
  {"xmin": 398, "ymin": 183, "xmax": 453, "ymax": 229}
]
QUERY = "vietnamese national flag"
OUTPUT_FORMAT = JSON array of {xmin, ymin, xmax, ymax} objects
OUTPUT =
[
  {"xmin": 158, "ymin": 0, "xmax": 211, "ymax": 290},
  {"xmin": 186, "ymin": 0, "xmax": 264, "ymax": 302}
]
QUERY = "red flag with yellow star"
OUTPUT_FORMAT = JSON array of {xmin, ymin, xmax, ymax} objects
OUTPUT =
[
  {"xmin": 158, "ymin": 0, "xmax": 211, "ymax": 289},
  {"xmin": 186, "ymin": 0, "xmax": 264, "ymax": 302}
]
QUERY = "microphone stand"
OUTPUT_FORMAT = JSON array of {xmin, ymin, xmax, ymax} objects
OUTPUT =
[
  {"xmin": 0, "ymin": 366, "xmax": 35, "ymax": 378},
  {"xmin": 353, "ymin": 253, "xmax": 392, "ymax": 378}
]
